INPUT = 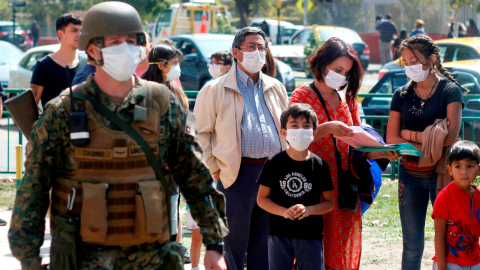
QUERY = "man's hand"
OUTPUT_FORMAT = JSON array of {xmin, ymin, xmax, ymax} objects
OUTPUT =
[
  {"xmin": 204, "ymin": 250, "xmax": 227, "ymax": 270},
  {"xmin": 212, "ymin": 170, "xmax": 220, "ymax": 181},
  {"xmin": 293, "ymin": 204, "xmax": 312, "ymax": 220}
]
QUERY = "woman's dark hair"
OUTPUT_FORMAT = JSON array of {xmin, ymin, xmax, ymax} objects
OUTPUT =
[
  {"xmin": 400, "ymin": 29, "xmax": 407, "ymax": 39},
  {"xmin": 308, "ymin": 37, "xmax": 363, "ymax": 104},
  {"xmin": 142, "ymin": 44, "xmax": 189, "ymax": 110},
  {"xmin": 398, "ymin": 34, "xmax": 468, "ymax": 97},
  {"xmin": 280, "ymin": 103, "xmax": 318, "ymax": 131},
  {"xmin": 448, "ymin": 140, "xmax": 480, "ymax": 165},
  {"xmin": 262, "ymin": 48, "xmax": 276, "ymax": 77}
]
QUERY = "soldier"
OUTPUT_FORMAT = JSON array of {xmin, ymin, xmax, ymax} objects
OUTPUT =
[{"xmin": 8, "ymin": 2, "xmax": 228, "ymax": 270}]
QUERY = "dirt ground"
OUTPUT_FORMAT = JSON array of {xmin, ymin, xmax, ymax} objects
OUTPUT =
[{"xmin": 361, "ymin": 237, "xmax": 435, "ymax": 270}]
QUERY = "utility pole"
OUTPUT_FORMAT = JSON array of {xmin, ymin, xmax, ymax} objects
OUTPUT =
[
  {"xmin": 7, "ymin": 1, "xmax": 26, "ymax": 46},
  {"xmin": 277, "ymin": 0, "xmax": 282, "ymax": 44},
  {"xmin": 303, "ymin": 0, "xmax": 308, "ymax": 26}
]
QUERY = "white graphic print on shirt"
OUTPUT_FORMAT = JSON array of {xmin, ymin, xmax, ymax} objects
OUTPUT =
[{"xmin": 280, "ymin": 172, "xmax": 312, "ymax": 198}]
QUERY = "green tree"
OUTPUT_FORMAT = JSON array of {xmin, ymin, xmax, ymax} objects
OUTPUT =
[{"xmin": 304, "ymin": 25, "xmax": 324, "ymax": 78}]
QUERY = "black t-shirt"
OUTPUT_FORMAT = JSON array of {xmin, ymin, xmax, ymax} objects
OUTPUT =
[
  {"xmin": 31, "ymin": 55, "xmax": 87, "ymax": 106},
  {"xmin": 257, "ymin": 151, "xmax": 333, "ymax": 239},
  {"xmin": 390, "ymin": 79, "xmax": 464, "ymax": 131}
]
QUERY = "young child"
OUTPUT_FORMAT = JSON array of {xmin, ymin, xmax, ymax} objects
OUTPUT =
[
  {"xmin": 208, "ymin": 50, "xmax": 232, "ymax": 79},
  {"xmin": 257, "ymin": 103, "xmax": 335, "ymax": 270},
  {"xmin": 432, "ymin": 140, "xmax": 480, "ymax": 270}
]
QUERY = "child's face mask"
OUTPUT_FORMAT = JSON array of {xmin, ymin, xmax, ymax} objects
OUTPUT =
[{"xmin": 286, "ymin": 129, "xmax": 314, "ymax": 151}]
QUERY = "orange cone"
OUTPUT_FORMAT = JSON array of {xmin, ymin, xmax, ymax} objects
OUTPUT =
[{"xmin": 200, "ymin": 6, "xmax": 207, "ymax": 34}]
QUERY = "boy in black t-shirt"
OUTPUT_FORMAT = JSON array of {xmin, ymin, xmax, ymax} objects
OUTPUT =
[{"xmin": 257, "ymin": 103, "xmax": 334, "ymax": 270}]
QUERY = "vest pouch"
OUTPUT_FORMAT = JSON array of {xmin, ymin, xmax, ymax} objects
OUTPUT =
[
  {"xmin": 80, "ymin": 183, "xmax": 108, "ymax": 243},
  {"xmin": 135, "ymin": 180, "xmax": 165, "ymax": 239}
]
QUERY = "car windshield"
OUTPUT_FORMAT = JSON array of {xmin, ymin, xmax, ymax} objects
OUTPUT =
[
  {"xmin": 196, "ymin": 37, "xmax": 235, "ymax": 58},
  {"xmin": 317, "ymin": 28, "xmax": 362, "ymax": 44},
  {"xmin": 0, "ymin": 25, "xmax": 22, "ymax": 32},
  {"xmin": 0, "ymin": 42, "xmax": 23, "ymax": 64},
  {"xmin": 158, "ymin": 10, "xmax": 172, "ymax": 23}
]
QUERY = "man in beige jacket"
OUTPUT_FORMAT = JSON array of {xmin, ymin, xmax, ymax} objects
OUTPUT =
[{"xmin": 194, "ymin": 27, "xmax": 288, "ymax": 270}]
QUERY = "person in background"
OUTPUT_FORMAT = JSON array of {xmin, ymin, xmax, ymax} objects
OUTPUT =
[
  {"xmin": 261, "ymin": 21, "xmax": 271, "ymax": 44},
  {"xmin": 257, "ymin": 103, "xmax": 335, "ymax": 270},
  {"xmin": 30, "ymin": 14, "xmax": 86, "ymax": 108},
  {"xmin": 432, "ymin": 141, "xmax": 480, "ymax": 270},
  {"xmin": 448, "ymin": 22, "xmax": 468, "ymax": 38},
  {"xmin": 262, "ymin": 48, "xmax": 276, "ymax": 78},
  {"xmin": 409, "ymin": 19, "xmax": 426, "ymax": 37},
  {"xmin": 386, "ymin": 34, "xmax": 464, "ymax": 270},
  {"xmin": 394, "ymin": 29, "xmax": 408, "ymax": 60},
  {"xmin": 376, "ymin": 15, "xmax": 384, "ymax": 26},
  {"xmin": 208, "ymin": 50, "xmax": 233, "ymax": 80},
  {"xmin": 134, "ymin": 32, "xmax": 153, "ymax": 77},
  {"xmin": 467, "ymin": 19, "xmax": 480, "ymax": 37},
  {"xmin": 194, "ymin": 27, "xmax": 289, "ymax": 270},
  {"xmin": 376, "ymin": 13, "xmax": 398, "ymax": 65},
  {"xmin": 141, "ymin": 43, "xmax": 190, "ymax": 262},
  {"xmin": 30, "ymin": 20, "xmax": 40, "ymax": 48}
]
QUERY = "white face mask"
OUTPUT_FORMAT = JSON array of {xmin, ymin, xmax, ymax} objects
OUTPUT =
[
  {"xmin": 404, "ymin": 62, "xmax": 431, "ymax": 82},
  {"xmin": 286, "ymin": 129, "xmax": 314, "ymax": 151},
  {"xmin": 240, "ymin": 50, "xmax": 266, "ymax": 73},
  {"xmin": 209, "ymin": 64, "xmax": 224, "ymax": 79},
  {"xmin": 324, "ymin": 67, "xmax": 348, "ymax": 89},
  {"xmin": 163, "ymin": 64, "xmax": 181, "ymax": 81},
  {"xmin": 99, "ymin": 42, "xmax": 140, "ymax": 81},
  {"xmin": 139, "ymin": 46, "xmax": 147, "ymax": 62}
]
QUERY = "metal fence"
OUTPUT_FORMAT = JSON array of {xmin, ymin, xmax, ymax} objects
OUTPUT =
[{"xmin": 2, "ymin": 90, "xmax": 479, "ymax": 180}]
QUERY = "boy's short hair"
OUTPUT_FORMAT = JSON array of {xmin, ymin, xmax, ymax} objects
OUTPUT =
[
  {"xmin": 280, "ymin": 103, "xmax": 318, "ymax": 131},
  {"xmin": 448, "ymin": 140, "xmax": 480, "ymax": 165},
  {"xmin": 56, "ymin": 13, "xmax": 82, "ymax": 32},
  {"xmin": 211, "ymin": 50, "xmax": 233, "ymax": 66}
]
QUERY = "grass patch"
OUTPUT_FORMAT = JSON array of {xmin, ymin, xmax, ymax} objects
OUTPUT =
[
  {"xmin": 362, "ymin": 180, "xmax": 434, "ymax": 245},
  {"xmin": 0, "ymin": 179, "xmax": 16, "ymax": 209}
]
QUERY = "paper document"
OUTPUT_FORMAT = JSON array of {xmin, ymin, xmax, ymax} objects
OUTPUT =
[
  {"xmin": 354, "ymin": 143, "xmax": 424, "ymax": 157},
  {"xmin": 335, "ymin": 126, "xmax": 383, "ymax": 148}
]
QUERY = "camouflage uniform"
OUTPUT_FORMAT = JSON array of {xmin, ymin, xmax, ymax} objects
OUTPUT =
[{"xmin": 8, "ymin": 75, "xmax": 228, "ymax": 270}]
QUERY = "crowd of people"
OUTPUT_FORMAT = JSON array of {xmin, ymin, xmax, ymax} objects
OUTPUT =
[{"xmin": 2, "ymin": 2, "xmax": 480, "ymax": 270}]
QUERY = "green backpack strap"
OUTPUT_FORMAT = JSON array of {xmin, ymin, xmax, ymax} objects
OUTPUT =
[{"xmin": 71, "ymin": 91, "xmax": 172, "ymax": 234}]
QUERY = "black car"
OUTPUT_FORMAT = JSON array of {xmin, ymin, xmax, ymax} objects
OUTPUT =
[
  {"xmin": 167, "ymin": 34, "xmax": 296, "ymax": 91},
  {"xmin": 362, "ymin": 69, "xmax": 480, "ymax": 142}
]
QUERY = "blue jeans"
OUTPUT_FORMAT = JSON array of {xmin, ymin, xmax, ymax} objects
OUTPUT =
[
  {"xmin": 268, "ymin": 235, "xmax": 324, "ymax": 270},
  {"xmin": 216, "ymin": 165, "xmax": 269, "ymax": 270},
  {"xmin": 399, "ymin": 163, "xmax": 438, "ymax": 270},
  {"xmin": 433, "ymin": 261, "xmax": 480, "ymax": 270}
]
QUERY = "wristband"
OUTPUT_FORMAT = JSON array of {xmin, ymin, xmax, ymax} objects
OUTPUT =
[{"xmin": 415, "ymin": 131, "xmax": 418, "ymax": 143}]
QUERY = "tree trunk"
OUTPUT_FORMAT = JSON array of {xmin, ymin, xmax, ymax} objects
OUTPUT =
[{"xmin": 236, "ymin": 0, "xmax": 250, "ymax": 28}]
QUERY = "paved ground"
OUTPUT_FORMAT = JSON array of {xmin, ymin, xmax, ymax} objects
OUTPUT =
[{"xmin": 0, "ymin": 208, "xmax": 205, "ymax": 270}]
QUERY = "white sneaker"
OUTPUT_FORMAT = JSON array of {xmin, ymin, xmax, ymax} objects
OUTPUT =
[{"xmin": 192, "ymin": 267, "xmax": 200, "ymax": 270}]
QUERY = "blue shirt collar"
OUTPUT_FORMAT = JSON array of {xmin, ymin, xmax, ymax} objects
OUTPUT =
[{"xmin": 236, "ymin": 65, "xmax": 262, "ymax": 88}]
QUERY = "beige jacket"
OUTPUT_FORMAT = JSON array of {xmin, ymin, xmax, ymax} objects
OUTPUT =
[{"xmin": 193, "ymin": 64, "xmax": 289, "ymax": 188}]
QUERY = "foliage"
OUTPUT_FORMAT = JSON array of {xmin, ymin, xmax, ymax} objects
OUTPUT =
[
  {"xmin": 303, "ymin": 25, "xmax": 324, "ymax": 77},
  {"xmin": 212, "ymin": 12, "xmax": 235, "ymax": 34}
]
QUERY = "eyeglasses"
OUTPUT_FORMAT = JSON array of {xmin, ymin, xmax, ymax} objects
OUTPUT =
[
  {"xmin": 208, "ymin": 62, "xmax": 224, "ymax": 67},
  {"xmin": 238, "ymin": 45, "xmax": 267, "ymax": 53}
]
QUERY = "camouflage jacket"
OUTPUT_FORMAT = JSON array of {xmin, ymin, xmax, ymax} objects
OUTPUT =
[{"xmin": 8, "ymin": 75, "xmax": 228, "ymax": 269}]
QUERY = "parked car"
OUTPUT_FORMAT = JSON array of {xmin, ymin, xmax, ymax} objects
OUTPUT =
[
  {"xmin": 281, "ymin": 25, "xmax": 303, "ymax": 44},
  {"xmin": 268, "ymin": 25, "xmax": 369, "ymax": 74},
  {"xmin": 251, "ymin": 19, "xmax": 295, "ymax": 45},
  {"xmin": 0, "ymin": 21, "xmax": 27, "ymax": 48},
  {"xmin": 168, "ymin": 34, "xmax": 295, "ymax": 91},
  {"xmin": 379, "ymin": 37, "xmax": 480, "ymax": 79},
  {"xmin": 8, "ymin": 44, "xmax": 87, "ymax": 89},
  {"xmin": 0, "ymin": 41, "xmax": 24, "ymax": 89},
  {"xmin": 362, "ymin": 67, "xmax": 480, "ymax": 142}
]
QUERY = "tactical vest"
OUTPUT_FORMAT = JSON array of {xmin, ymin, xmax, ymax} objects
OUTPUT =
[{"xmin": 50, "ymin": 80, "xmax": 171, "ymax": 246}]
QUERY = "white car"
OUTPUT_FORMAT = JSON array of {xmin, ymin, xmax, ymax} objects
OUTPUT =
[
  {"xmin": 8, "ymin": 44, "xmax": 87, "ymax": 88},
  {"xmin": 0, "ymin": 41, "xmax": 23, "ymax": 89}
]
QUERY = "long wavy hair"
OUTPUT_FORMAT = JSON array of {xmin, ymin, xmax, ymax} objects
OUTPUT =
[{"xmin": 142, "ymin": 44, "xmax": 189, "ymax": 110}]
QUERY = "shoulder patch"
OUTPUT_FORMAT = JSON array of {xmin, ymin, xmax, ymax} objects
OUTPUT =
[
  {"xmin": 36, "ymin": 125, "xmax": 48, "ymax": 141},
  {"xmin": 185, "ymin": 112, "xmax": 196, "ymax": 137}
]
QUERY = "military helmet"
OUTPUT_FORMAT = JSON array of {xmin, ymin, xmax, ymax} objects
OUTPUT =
[{"xmin": 79, "ymin": 1, "xmax": 146, "ymax": 50}]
